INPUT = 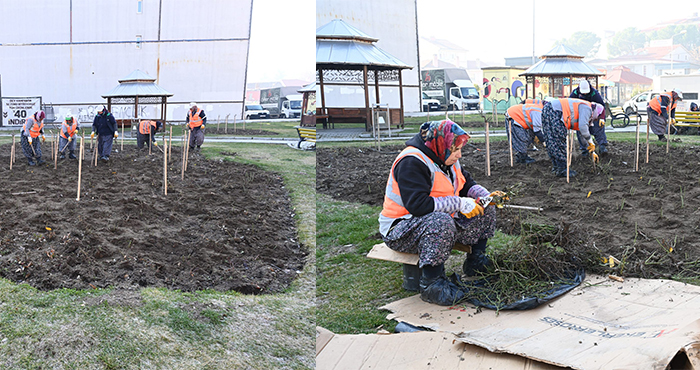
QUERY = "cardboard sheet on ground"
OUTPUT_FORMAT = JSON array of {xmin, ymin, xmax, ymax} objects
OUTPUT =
[
  {"xmin": 316, "ymin": 326, "xmax": 565, "ymax": 369},
  {"xmin": 381, "ymin": 275, "xmax": 700, "ymax": 369}
]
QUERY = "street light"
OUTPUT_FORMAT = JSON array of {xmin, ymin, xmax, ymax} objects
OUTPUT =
[{"xmin": 670, "ymin": 30, "xmax": 687, "ymax": 73}]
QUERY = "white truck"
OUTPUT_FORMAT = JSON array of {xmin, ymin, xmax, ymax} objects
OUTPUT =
[
  {"xmin": 655, "ymin": 74, "xmax": 700, "ymax": 111},
  {"xmin": 260, "ymin": 86, "xmax": 303, "ymax": 118},
  {"xmin": 280, "ymin": 94, "xmax": 303, "ymax": 119},
  {"xmin": 421, "ymin": 68, "xmax": 480, "ymax": 111}
]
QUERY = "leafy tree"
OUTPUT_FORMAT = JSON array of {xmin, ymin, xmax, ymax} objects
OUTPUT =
[
  {"xmin": 608, "ymin": 27, "xmax": 647, "ymax": 58},
  {"xmin": 648, "ymin": 25, "xmax": 700, "ymax": 56},
  {"xmin": 553, "ymin": 31, "xmax": 601, "ymax": 58}
]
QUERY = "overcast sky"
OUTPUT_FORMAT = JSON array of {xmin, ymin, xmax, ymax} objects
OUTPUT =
[
  {"xmin": 246, "ymin": 0, "xmax": 315, "ymax": 84},
  {"xmin": 416, "ymin": 0, "xmax": 700, "ymax": 64}
]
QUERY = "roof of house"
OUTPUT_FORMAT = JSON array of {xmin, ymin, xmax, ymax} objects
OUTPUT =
[
  {"xmin": 521, "ymin": 46, "xmax": 601, "ymax": 76},
  {"xmin": 604, "ymin": 66, "xmax": 653, "ymax": 84}
]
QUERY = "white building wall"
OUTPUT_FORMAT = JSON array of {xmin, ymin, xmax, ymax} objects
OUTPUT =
[
  {"xmin": 0, "ymin": 0, "xmax": 251, "ymax": 122},
  {"xmin": 316, "ymin": 0, "xmax": 421, "ymax": 112}
]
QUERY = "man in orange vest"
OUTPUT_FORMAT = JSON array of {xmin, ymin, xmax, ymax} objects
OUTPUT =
[
  {"xmin": 379, "ymin": 120, "xmax": 505, "ymax": 306},
  {"xmin": 505, "ymin": 101, "xmax": 545, "ymax": 164},
  {"xmin": 20, "ymin": 110, "xmax": 46, "ymax": 166},
  {"xmin": 186, "ymin": 102, "xmax": 207, "ymax": 151},
  {"xmin": 647, "ymin": 89, "xmax": 683, "ymax": 141},
  {"xmin": 136, "ymin": 119, "xmax": 162, "ymax": 150},
  {"xmin": 541, "ymin": 98, "xmax": 603, "ymax": 177},
  {"xmin": 58, "ymin": 114, "xmax": 79, "ymax": 159}
]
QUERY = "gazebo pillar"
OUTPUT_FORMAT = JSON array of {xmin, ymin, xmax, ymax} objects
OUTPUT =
[{"xmin": 363, "ymin": 65, "xmax": 370, "ymax": 131}]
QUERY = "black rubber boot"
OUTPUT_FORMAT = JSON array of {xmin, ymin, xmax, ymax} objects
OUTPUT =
[
  {"xmin": 463, "ymin": 239, "xmax": 492, "ymax": 277},
  {"xmin": 419, "ymin": 264, "xmax": 466, "ymax": 306},
  {"xmin": 36, "ymin": 157, "xmax": 45, "ymax": 165},
  {"xmin": 554, "ymin": 159, "xmax": 576, "ymax": 177},
  {"xmin": 600, "ymin": 144, "xmax": 608, "ymax": 155},
  {"xmin": 28, "ymin": 159, "xmax": 36, "ymax": 166},
  {"xmin": 69, "ymin": 151, "xmax": 77, "ymax": 159},
  {"xmin": 658, "ymin": 135, "xmax": 667, "ymax": 142},
  {"xmin": 59, "ymin": 153, "xmax": 66, "ymax": 160},
  {"xmin": 515, "ymin": 152, "xmax": 535, "ymax": 164}
]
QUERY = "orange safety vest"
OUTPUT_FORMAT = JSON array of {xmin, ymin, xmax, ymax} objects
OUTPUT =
[
  {"xmin": 648, "ymin": 92, "xmax": 676, "ymax": 115},
  {"xmin": 60, "ymin": 119, "xmax": 78, "ymax": 139},
  {"xmin": 188, "ymin": 109, "xmax": 203, "ymax": 129},
  {"xmin": 24, "ymin": 116, "xmax": 44, "ymax": 138},
  {"xmin": 507, "ymin": 103, "xmax": 543, "ymax": 129},
  {"xmin": 139, "ymin": 120, "xmax": 157, "ymax": 135},
  {"xmin": 559, "ymin": 98, "xmax": 591, "ymax": 131},
  {"xmin": 379, "ymin": 147, "xmax": 466, "ymax": 236}
]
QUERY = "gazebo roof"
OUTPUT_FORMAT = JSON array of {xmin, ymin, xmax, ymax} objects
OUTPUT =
[
  {"xmin": 102, "ymin": 69, "xmax": 173, "ymax": 98},
  {"xmin": 298, "ymin": 82, "xmax": 317, "ymax": 93},
  {"xmin": 316, "ymin": 19, "xmax": 411, "ymax": 70},
  {"xmin": 520, "ymin": 45, "xmax": 603, "ymax": 77}
]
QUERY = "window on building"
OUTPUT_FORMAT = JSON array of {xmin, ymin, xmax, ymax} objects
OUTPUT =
[
  {"xmin": 137, "ymin": 0, "xmax": 143, "ymax": 13},
  {"xmin": 684, "ymin": 92, "xmax": 698, "ymax": 100},
  {"xmin": 136, "ymin": 35, "xmax": 142, "ymax": 49}
]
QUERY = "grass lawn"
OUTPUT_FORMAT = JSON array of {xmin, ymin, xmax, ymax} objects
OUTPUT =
[
  {"xmin": 0, "ymin": 139, "xmax": 315, "ymax": 369},
  {"xmin": 316, "ymin": 130, "xmax": 700, "ymax": 334}
]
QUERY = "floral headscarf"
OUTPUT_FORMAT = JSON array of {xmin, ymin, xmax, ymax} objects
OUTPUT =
[{"xmin": 419, "ymin": 119, "xmax": 470, "ymax": 163}]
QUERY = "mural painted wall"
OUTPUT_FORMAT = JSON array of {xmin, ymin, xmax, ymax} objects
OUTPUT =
[{"xmin": 481, "ymin": 68, "xmax": 526, "ymax": 114}]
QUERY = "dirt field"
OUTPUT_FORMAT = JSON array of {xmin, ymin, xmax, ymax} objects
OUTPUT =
[
  {"xmin": 318, "ymin": 139, "xmax": 700, "ymax": 279},
  {"xmin": 0, "ymin": 142, "xmax": 306, "ymax": 293}
]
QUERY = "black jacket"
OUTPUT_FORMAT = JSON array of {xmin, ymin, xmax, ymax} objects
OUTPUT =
[
  {"xmin": 392, "ymin": 134, "xmax": 477, "ymax": 217},
  {"xmin": 92, "ymin": 112, "xmax": 117, "ymax": 135},
  {"xmin": 570, "ymin": 87, "xmax": 605, "ymax": 106}
]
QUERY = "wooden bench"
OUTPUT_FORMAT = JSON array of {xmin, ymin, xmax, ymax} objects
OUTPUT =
[
  {"xmin": 673, "ymin": 111, "xmax": 700, "ymax": 135},
  {"xmin": 295, "ymin": 126, "xmax": 316, "ymax": 149},
  {"xmin": 367, "ymin": 242, "xmax": 471, "ymax": 291},
  {"xmin": 608, "ymin": 106, "xmax": 630, "ymax": 128}
]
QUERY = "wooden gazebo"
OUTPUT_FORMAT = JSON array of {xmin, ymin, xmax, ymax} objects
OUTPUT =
[
  {"xmin": 316, "ymin": 19, "xmax": 412, "ymax": 130},
  {"xmin": 520, "ymin": 45, "xmax": 604, "ymax": 100},
  {"xmin": 102, "ymin": 69, "xmax": 173, "ymax": 128}
]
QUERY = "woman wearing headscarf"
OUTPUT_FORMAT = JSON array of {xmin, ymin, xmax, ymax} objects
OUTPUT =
[{"xmin": 378, "ymin": 120, "xmax": 503, "ymax": 306}]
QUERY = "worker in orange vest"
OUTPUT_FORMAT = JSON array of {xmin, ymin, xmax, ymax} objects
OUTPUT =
[
  {"xmin": 58, "ymin": 114, "xmax": 79, "ymax": 159},
  {"xmin": 186, "ymin": 102, "xmax": 207, "ymax": 151},
  {"xmin": 505, "ymin": 101, "xmax": 545, "ymax": 164},
  {"xmin": 541, "ymin": 98, "xmax": 604, "ymax": 177},
  {"xmin": 647, "ymin": 89, "xmax": 683, "ymax": 141},
  {"xmin": 20, "ymin": 110, "xmax": 46, "ymax": 166},
  {"xmin": 137, "ymin": 119, "xmax": 162, "ymax": 150},
  {"xmin": 379, "ymin": 120, "xmax": 505, "ymax": 306}
]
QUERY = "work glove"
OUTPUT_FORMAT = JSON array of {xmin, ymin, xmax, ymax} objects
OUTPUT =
[
  {"xmin": 587, "ymin": 139, "xmax": 596, "ymax": 154},
  {"xmin": 460, "ymin": 197, "xmax": 484, "ymax": 219},
  {"xmin": 67, "ymin": 136, "xmax": 72, "ymax": 142},
  {"xmin": 114, "ymin": 132, "xmax": 118, "ymax": 138},
  {"xmin": 90, "ymin": 132, "xmax": 95, "ymax": 139},
  {"xmin": 28, "ymin": 137, "xmax": 33, "ymax": 144},
  {"xmin": 599, "ymin": 119, "xmax": 606, "ymax": 127},
  {"xmin": 201, "ymin": 125, "xmax": 205, "ymax": 130},
  {"xmin": 671, "ymin": 118, "xmax": 676, "ymax": 125},
  {"xmin": 153, "ymin": 141, "xmax": 158, "ymax": 147},
  {"xmin": 534, "ymin": 131, "xmax": 546, "ymax": 145},
  {"xmin": 41, "ymin": 135, "xmax": 46, "ymax": 143},
  {"xmin": 591, "ymin": 152, "xmax": 600, "ymax": 163}
]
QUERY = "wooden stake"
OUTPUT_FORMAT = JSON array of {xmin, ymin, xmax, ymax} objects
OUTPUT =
[
  {"xmin": 184, "ymin": 130, "xmax": 191, "ymax": 172},
  {"xmin": 12, "ymin": 135, "xmax": 16, "ymax": 164},
  {"xmin": 225, "ymin": 114, "xmax": 229, "ymax": 134},
  {"xmin": 508, "ymin": 119, "xmax": 513, "ymax": 167},
  {"xmin": 217, "ymin": 115, "xmax": 221, "ymax": 133},
  {"xmin": 645, "ymin": 117, "xmax": 650, "ymax": 163},
  {"xmin": 93, "ymin": 135, "xmax": 99, "ymax": 167},
  {"xmin": 77, "ymin": 135, "xmax": 84, "ymax": 201},
  {"xmin": 168, "ymin": 126, "xmax": 173, "ymax": 162},
  {"xmin": 634, "ymin": 117, "xmax": 640, "ymax": 172},
  {"xmin": 54, "ymin": 135, "xmax": 58, "ymax": 170},
  {"xmin": 566, "ymin": 131, "xmax": 571, "ymax": 183},
  {"xmin": 181, "ymin": 131, "xmax": 187, "ymax": 180},
  {"xmin": 121, "ymin": 121, "xmax": 124, "ymax": 152},
  {"xmin": 485, "ymin": 116, "xmax": 491, "ymax": 176},
  {"xmin": 163, "ymin": 134, "xmax": 168, "ymax": 195},
  {"xmin": 9, "ymin": 135, "xmax": 14, "ymax": 170},
  {"xmin": 666, "ymin": 117, "xmax": 670, "ymax": 154}
]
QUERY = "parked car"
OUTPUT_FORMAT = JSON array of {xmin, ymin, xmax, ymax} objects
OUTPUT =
[
  {"xmin": 244, "ymin": 104, "xmax": 270, "ymax": 120},
  {"xmin": 622, "ymin": 91, "xmax": 661, "ymax": 116},
  {"xmin": 422, "ymin": 92, "xmax": 441, "ymax": 112}
]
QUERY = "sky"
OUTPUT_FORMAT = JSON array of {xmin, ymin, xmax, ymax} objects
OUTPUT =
[
  {"xmin": 416, "ymin": 0, "xmax": 700, "ymax": 64},
  {"xmin": 246, "ymin": 0, "xmax": 315, "ymax": 84}
]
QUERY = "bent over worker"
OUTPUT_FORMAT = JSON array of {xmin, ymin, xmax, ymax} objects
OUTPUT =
[
  {"xmin": 186, "ymin": 102, "xmax": 206, "ymax": 151},
  {"xmin": 137, "ymin": 119, "xmax": 162, "ymax": 150},
  {"xmin": 58, "ymin": 114, "xmax": 79, "ymax": 159},
  {"xmin": 542, "ymin": 98, "xmax": 604, "ymax": 177},
  {"xmin": 647, "ymin": 89, "xmax": 683, "ymax": 142},
  {"xmin": 20, "ymin": 110, "xmax": 46, "ymax": 166},
  {"xmin": 379, "ymin": 120, "xmax": 505, "ymax": 306},
  {"xmin": 571, "ymin": 80, "xmax": 609, "ymax": 155},
  {"xmin": 505, "ymin": 101, "xmax": 545, "ymax": 164},
  {"xmin": 91, "ymin": 106, "xmax": 118, "ymax": 161}
]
